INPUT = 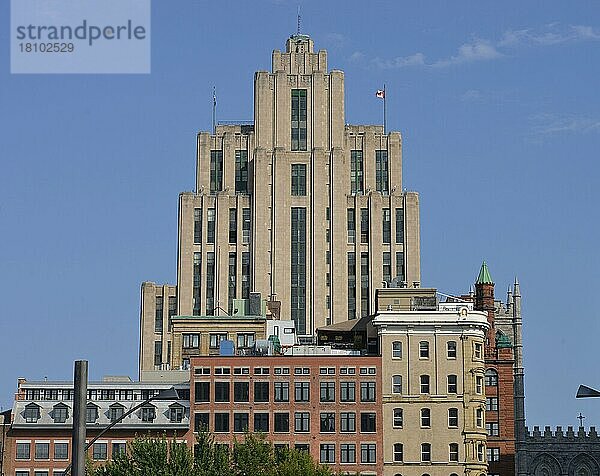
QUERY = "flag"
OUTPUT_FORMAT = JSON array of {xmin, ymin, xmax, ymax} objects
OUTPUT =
[{"xmin": 376, "ymin": 89, "xmax": 385, "ymax": 99}]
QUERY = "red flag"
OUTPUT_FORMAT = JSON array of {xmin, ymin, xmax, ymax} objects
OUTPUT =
[{"xmin": 376, "ymin": 89, "xmax": 385, "ymax": 99}]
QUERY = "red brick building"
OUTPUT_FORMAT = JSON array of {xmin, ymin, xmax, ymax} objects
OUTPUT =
[{"xmin": 190, "ymin": 354, "xmax": 383, "ymax": 475}]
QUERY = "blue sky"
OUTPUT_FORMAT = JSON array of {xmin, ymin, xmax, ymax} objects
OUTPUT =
[{"xmin": 1, "ymin": 0, "xmax": 599, "ymax": 428}]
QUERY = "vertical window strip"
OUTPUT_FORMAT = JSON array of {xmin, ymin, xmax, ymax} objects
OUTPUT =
[{"xmin": 291, "ymin": 207, "xmax": 307, "ymax": 334}]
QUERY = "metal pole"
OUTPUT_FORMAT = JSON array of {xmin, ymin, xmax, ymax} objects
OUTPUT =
[
  {"xmin": 72, "ymin": 360, "xmax": 88, "ymax": 476},
  {"xmin": 383, "ymin": 84, "xmax": 387, "ymax": 135}
]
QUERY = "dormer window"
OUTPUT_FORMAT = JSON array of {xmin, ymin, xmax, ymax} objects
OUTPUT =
[
  {"xmin": 169, "ymin": 403, "xmax": 184, "ymax": 423},
  {"xmin": 140, "ymin": 405, "xmax": 156, "ymax": 422},
  {"xmin": 23, "ymin": 403, "xmax": 41, "ymax": 423},
  {"xmin": 109, "ymin": 403, "xmax": 125, "ymax": 423},
  {"xmin": 86, "ymin": 403, "xmax": 99, "ymax": 423},
  {"xmin": 52, "ymin": 403, "xmax": 69, "ymax": 423}
]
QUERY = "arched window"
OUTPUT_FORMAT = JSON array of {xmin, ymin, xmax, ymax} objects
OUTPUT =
[
  {"xmin": 392, "ymin": 341, "xmax": 402, "ymax": 358},
  {"xmin": 485, "ymin": 369, "xmax": 498, "ymax": 386},
  {"xmin": 393, "ymin": 443, "xmax": 403, "ymax": 462}
]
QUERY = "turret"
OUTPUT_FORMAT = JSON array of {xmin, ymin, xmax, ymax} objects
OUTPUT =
[{"xmin": 474, "ymin": 261, "xmax": 496, "ymax": 350}]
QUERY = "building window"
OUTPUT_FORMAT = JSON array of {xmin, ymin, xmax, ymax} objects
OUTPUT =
[
  {"xmin": 228, "ymin": 252, "xmax": 237, "ymax": 315},
  {"xmin": 194, "ymin": 207, "xmax": 202, "ymax": 244},
  {"xmin": 360, "ymin": 208, "xmax": 369, "ymax": 243},
  {"xmin": 476, "ymin": 408, "xmax": 484, "ymax": 427},
  {"xmin": 193, "ymin": 252, "xmax": 201, "ymax": 315},
  {"xmin": 420, "ymin": 408, "xmax": 431, "ymax": 427},
  {"xmin": 228, "ymin": 208, "xmax": 237, "ymax": 244},
  {"xmin": 487, "ymin": 447, "xmax": 500, "ymax": 462},
  {"xmin": 235, "ymin": 150, "xmax": 248, "ymax": 194},
  {"xmin": 254, "ymin": 413, "xmax": 269, "ymax": 432},
  {"xmin": 206, "ymin": 252, "xmax": 215, "ymax": 315},
  {"xmin": 361, "ymin": 443, "xmax": 376, "ymax": 464},
  {"xmin": 347, "ymin": 209, "xmax": 356, "ymax": 243},
  {"xmin": 183, "ymin": 333, "xmax": 200, "ymax": 349},
  {"xmin": 449, "ymin": 443, "xmax": 459, "ymax": 462},
  {"xmin": 291, "ymin": 207, "xmax": 307, "ymax": 334},
  {"xmin": 420, "ymin": 375, "xmax": 430, "ymax": 394},
  {"xmin": 382, "ymin": 209, "xmax": 392, "ymax": 245},
  {"xmin": 214, "ymin": 413, "xmax": 229, "ymax": 432},
  {"xmin": 340, "ymin": 381, "xmax": 355, "ymax": 402},
  {"xmin": 360, "ymin": 381, "xmax": 376, "ymax": 402},
  {"xmin": 254, "ymin": 382, "xmax": 269, "ymax": 402},
  {"xmin": 486, "ymin": 397, "xmax": 499, "ymax": 411},
  {"xmin": 112, "ymin": 442, "xmax": 126, "ymax": 459},
  {"xmin": 340, "ymin": 443, "xmax": 356, "ymax": 463},
  {"xmin": 392, "ymin": 341, "xmax": 402, "ymax": 359},
  {"xmin": 320, "ymin": 382, "xmax": 335, "ymax": 402},
  {"xmin": 393, "ymin": 443, "xmax": 403, "ymax": 462},
  {"xmin": 237, "ymin": 333, "xmax": 254, "ymax": 349},
  {"xmin": 294, "ymin": 382, "xmax": 310, "ymax": 402},
  {"xmin": 55, "ymin": 442, "xmax": 68, "ymax": 460},
  {"xmin": 447, "ymin": 341, "xmax": 457, "ymax": 358},
  {"xmin": 392, "ymin": 375, "xmax": 402, "ymax": 394},
  {"xmin": 109, "ymin": 405, "xmax": 124, "ymax": 423},
  {"xmin": 476, "ymin": 376, "xmax": 484, "ymax": 394},
  {"xmin": 421, "ymin": 443, "xmax": 431, "ymax": 462},
  {"xmin": 93, "ymin": 442, "xmax": 107, "ymax": 460},
  {"xmin": 16, "ymin": 442, "xmax": 30, "ymax": 460},
  {"xmin": 448, "ymin": 375, "xmax": 458, "ymax": 394},
  {"xmin": 294, "ymin": 412, "xmax": 310, "ymax": 432},
  {"xmin": 24, "ymin": 403, "xmax": 41, "ymax": 423},
  {"xmin": 35, "ymin": 442, "xmax": 49, "ymax": 460},
  {"xmin": 209, "ymin": 332, "xmax": 227, "ymax": 349},
  {"xmin": 138, "ymin": 405, "xmax": 155, "ymax": 422},
  {"xmin": 52, "ymin": 404, "xmax": 69, "ymax": 423},
  {"xmin": 395, "ymin": 208, "xmax": 404, "ymax": 244},
  {"xmin": 350, "ymin": 150, "xmax": 364, "ymax": 194},
  {"xmin": 291, "ymin": 164, "xmax": 307, "ymax": 196},
  {"xmin": 207, "ymin": 208, "xmax": 216, "ymax": 243},
  {"xmin": 234, "ymin": 382, "xmax": 249, "ymax": 403},
  {"xmin": 474, "ymin": 342, "xmax": 483, "ymax": 359},
  {"xmin": 194, "ymin": 413, "xmax": 209, "ymax": 432},
  {"xmin": 477, "ymin": 444, "xmax": 485, "ymax": 462},
  {"xmin": 169, "ymin": 405, "xmax": 184, "ymax": 423},
  {"xmin": 241, "ymin": 251, "xmax": 250, "ymax": 299},
  {"xmin": 419, "ymin": 341, "xmax": 429, "ymax": 358},
  {"xmin": 360, "ymin": 412, "xmax": 376, "ymax": 432},
  {"xmin": 86, "ymin": 404, "xmax": 98, "ymax": 423},
  {"xmin": 487, "ymin": 422, "xmax": 500, "ymax": 436},
  {"xmin": 274, "ymin": 413, "xmax": 289, "ymax": 432},
  {"xmin": 210, "ymin": 150, "xmax": 223, "ymax": 193},
  {"xmin": 195, "ymin": 382, "xmax": 210, "ymax": 402},
  {"xmin": 340, "ymin": 412, "xmax": 355, "ymax": 432},
  {"xmin": 320, "ymin": 412, "xmax": 335, "ymax": 433},
  {"xmin": 393, "ymin": 408, "xmax": 403, "ymax": 428},
  {"xmin": 154, "ymin": 296, "xmax": 163, "ymax": 333},
  {"xmin": 360, "ymin": 252, "xmax": 370, "ymax": 318},
  {"xmin": 383, "ymin": 251, "xmax": 392, "ymax": 285},
  {"xmin": 395, "ymin": 251, "xmax": 405, "ymax": 282},
  {"xmin": 291, "ymin": 89, "xmax": 307, "ymax": 151},
  {"xmin": 320, "ymin": 444, "xmax": 335, "ymax": 464},
  {"xmin": 376, "ymin": 150, "xmax": 389, "ymax": 194},
  {"xmin": 274, "ymin": 382, "xmax": 289, "ymax": 402},
  {"xmin": 348, "ymin": 252, "xmax": 356, "ymax": 320},
  {"xmin": 485, "ymin": 369, "xmax": 498, "ymax": 386},
  {"xmin": 215, "ymin": 382, "xmax": 230, "ymax": 402},
  {"xmin": 448, "ymin": 408, "xmax": 459, "ymax": 427}
]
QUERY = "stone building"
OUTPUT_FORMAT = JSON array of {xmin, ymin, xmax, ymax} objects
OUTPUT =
[
  {"xmin": 139, "ymin": 33, "xmax": 422, "ymax": 376},
  {"xmin": 372, "ymin": 287, "xmax": 490, "ymax": 476}
]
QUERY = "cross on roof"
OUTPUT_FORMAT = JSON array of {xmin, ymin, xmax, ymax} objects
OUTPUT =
[{"xmin": 578, "ymin": 412, "xmax": 586, "ymax": 427}]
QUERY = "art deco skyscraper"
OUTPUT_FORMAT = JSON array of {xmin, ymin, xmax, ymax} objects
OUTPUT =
[{"xmin": 140, "ymin": 34, "xmax": 421, "ymax": 371}]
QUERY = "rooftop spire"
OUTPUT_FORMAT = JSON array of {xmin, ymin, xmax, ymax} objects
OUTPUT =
[{"xmin": 475, "ymin": 261, "xmax": 494, "ymax": 285}]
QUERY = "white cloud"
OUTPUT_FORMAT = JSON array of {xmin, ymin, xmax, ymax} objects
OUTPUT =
[
  {"xmin": 530, "ymin": 113, "xmax": 600, "ymax": 136},
  {"xmin": 325, "ymin": 32, "xmax": 346, "ymax": 49},
  {"xmin": 461, "ymin": 89, "xmax": 483, "ymax": 102},
  {"xmin": 349, "ymin": 51, "xmax": 365, "ymax": 62},
  {"xmin": 370, "ymin": 23, "xmax": 600, "ymax": 70}
]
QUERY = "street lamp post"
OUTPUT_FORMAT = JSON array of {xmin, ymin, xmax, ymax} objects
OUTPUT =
[{"xmin": 64, "ymin": 385, "xmax": 180, "ymax": 475}]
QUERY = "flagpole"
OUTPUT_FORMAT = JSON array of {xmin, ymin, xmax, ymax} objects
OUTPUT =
[
  {"xmin": 212, "ymin": 86, "xmax": 216, "ymax": 135},
  {"xmin": 383, "ymin": 84, "xmax": 386, "ymax": 135}
]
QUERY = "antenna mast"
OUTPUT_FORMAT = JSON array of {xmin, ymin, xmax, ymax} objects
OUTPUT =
[{"xmin": 297, "ymin": 6, "xmax": 301, "ymax": 35}]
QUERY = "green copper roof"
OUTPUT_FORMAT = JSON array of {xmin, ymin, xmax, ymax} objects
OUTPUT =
[
  {"xmin": 476, "ymin": 261, "xmax": 494, "ymax": 284},
  {"xmin": 496, "ymin": 333, "xmax": 513, "ymax": 348}
]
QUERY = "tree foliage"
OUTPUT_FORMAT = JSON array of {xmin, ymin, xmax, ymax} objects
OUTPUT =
[{"xmin": 88, "ymin": 430, "xmax": 336, "ymax": 476}]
